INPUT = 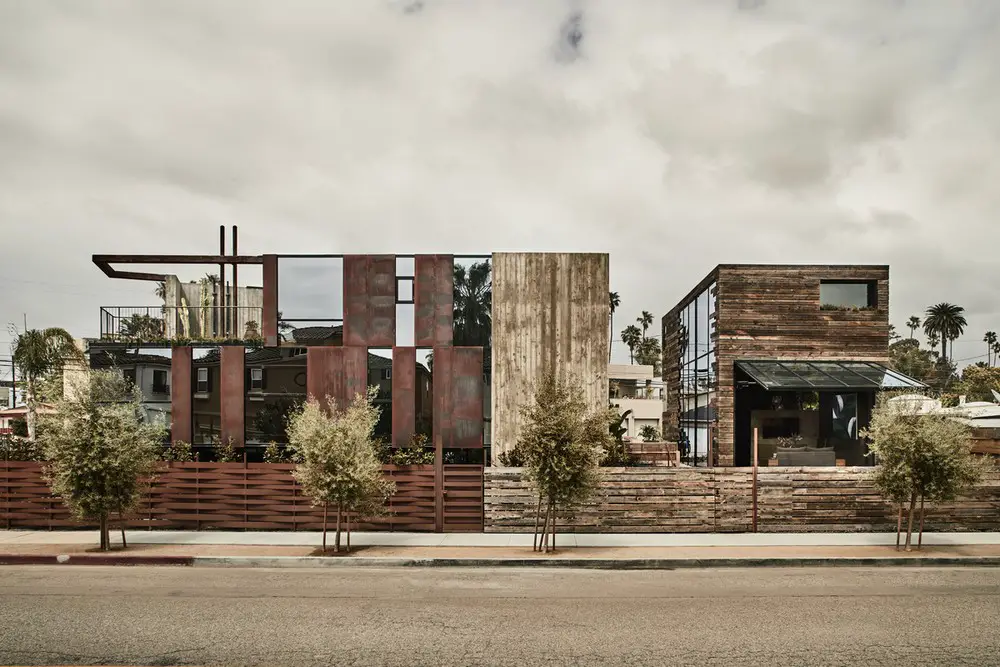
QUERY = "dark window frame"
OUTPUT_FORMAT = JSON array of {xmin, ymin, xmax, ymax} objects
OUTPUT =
[
  {"xmin": 196, "ymin": 367, "xmax": 210, "ymax": 393},
  {"xmin": 152, "ymin": 369, "xmax": 169, "ymax": 395}
]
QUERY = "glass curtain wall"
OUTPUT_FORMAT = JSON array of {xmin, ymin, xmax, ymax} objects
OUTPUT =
[{"xmin": 677, "ymin": 281, "xmax": 716, "ymax": 465}]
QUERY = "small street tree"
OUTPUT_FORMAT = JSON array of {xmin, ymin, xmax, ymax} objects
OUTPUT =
[
  {"xmin": 39, "ymin": 369, "xmax": 165, "ymax": 551},
  {"xmin": 519, "ymin": 373, "xmax": 610, "ymax": 553},
  {"xmin": 863, "ymin": 394, "xmax": 986, "ymax": 551},
  {"xmin": 287, "ymin": 388, "xmax": 395, "ymax": 553}
]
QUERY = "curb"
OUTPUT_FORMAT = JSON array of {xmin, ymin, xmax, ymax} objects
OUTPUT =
[
  {"xmin": 3, "ymin": 554, "xmax": 1000, "ymax": 569},
  {"xmin": 0, "ymin": 554, "xmax": 193, "ymax": 567}
]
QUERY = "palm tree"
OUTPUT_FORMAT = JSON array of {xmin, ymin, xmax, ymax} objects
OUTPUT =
[
  {"xmin": 153, "ymin": 281, "xmax": 166, "ymax": 301},
  {"xmin": 11, "ymin": 327, "xmax": 79, "ymax": 441},
  {"xmin": 453, "ymin": 260, "xmax": 492, "ymax": 372},
  {"xmin": 906, "ymin": 316, "xmax": 921, "ymax": 340},
  {"xmin": 621, "ymin": 325, "xmax": 641, "ymax": 364},
  {"xmin": 888, "ymin": 324, "xmax": 900, "ymax": 342},
  {"xmin": 637, "ymin": 311, "xmax": 653, "ymax": 341},
  {"xmin": 985, "ymin": 331, "xmax": 998, "ymax": 366},
  {"xmin": 608, "ymin": 292, "xmax": 620, "ymax": 362},
  {"xmin": 923, "ymin": 303, "xmax": 966, "ymax": 362}
]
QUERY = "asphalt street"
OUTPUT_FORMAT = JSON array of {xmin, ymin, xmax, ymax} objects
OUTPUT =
[{"xmin": 1, "ymin": 565, "xmax": 999, "ymax": 666}]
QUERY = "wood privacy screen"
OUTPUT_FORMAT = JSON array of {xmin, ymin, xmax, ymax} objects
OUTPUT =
[
  {"xmin": 485, "ymin": 467, "xmax": 1000, "ymax": 533},
  {"xmin": 1, "ymin": 461, "xmax": 483, "ymax": 532}
]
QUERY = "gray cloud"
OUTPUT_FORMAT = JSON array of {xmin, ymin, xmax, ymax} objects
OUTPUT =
[{"xmin": 0, "ymin": 0, "xmax": 998, "ymax": 367}]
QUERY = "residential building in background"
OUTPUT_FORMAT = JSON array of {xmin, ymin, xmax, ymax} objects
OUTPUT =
[
  {"xmin": 662, "ymin": 264, "xmax": 926, "ymax": 467},
  {"xmin": 609, "ymin": 364, "xmax": 663, "ymax": 440}
]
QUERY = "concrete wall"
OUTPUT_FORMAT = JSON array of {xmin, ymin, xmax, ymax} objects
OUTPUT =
[{"xmin": 491, "ymin": 253, "xmax": 609, "ymax": 461}]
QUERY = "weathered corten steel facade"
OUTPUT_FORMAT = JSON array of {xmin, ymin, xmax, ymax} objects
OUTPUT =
[
  {"xmin": 663, "ymin": 264, "xmax": 893, "ymax": 467},
  {"xmin": 491, "ymin": 252, "xmax": 610, "ymax": 460}
]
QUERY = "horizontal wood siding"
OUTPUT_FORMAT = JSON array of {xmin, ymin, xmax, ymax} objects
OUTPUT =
[
  {"xmin": 0, "ymin": 461, "xmax": 445, "ymax": 532},
  {"xmin": 485, "ymin": 467, "xmax": 1000, "ymax": 533}
]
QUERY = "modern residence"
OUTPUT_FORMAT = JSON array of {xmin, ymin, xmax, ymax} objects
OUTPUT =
[
  {"xmin": 92, "ymin": 229, "xmax": 608, "ymax": 465},
  {"xmin": 609, "ymin": 364, "xmax": 663, "ymax": 441},
  {"xmin": 662, "ymin": 264, "xmax": 926, "ymax": 467}
]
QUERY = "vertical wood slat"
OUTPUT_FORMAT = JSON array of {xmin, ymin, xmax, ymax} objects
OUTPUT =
[
  {"xmin": 343, "ymin": 255, "xmax": 396, "ymax": 347},
  {"xmin": 171, "ymin": 346, "xmax": 193, "ymax": 444},
  {"xmin": 392, "ymin": 347, "xmax": 417, "ymax": 447},
  {"xmin": 220, "ymin": 346, "xmax": 245, "ymax": 446},
  {"xmin": 414, "ymin": 254, "xmax": 454, "ymax": 347}
]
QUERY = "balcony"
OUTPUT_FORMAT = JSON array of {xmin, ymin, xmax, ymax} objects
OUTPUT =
[{"xmin": 100, "ymin": 306, "xmax": 264, "ymax": 346}]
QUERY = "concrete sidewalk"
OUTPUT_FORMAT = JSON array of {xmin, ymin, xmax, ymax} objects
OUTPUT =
[
  {"xmin": 3, "ymin": 530, "xmax": 1000, "ymax": 569},
  {"xmin": 3, "ymin": 529, "xmax": 1000, "ymax": 547}
]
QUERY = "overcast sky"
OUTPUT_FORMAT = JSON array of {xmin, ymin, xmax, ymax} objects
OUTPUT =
[{"xmin": 1, "ymin": 0, "xmax": 998, "ymax": 367}]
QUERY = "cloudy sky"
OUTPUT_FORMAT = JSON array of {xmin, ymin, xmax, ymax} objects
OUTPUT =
[{"xmin": 1, "ymin": 0, "xmax": 998, "ymax": 367}]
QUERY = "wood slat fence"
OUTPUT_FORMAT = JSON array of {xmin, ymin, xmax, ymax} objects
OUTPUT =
[
  {"xmin": 485, "ymin": 467, "xmax": 1000, "ymax": 533},
  {"xmin": 0, "ymin": 461, "xmax": 483, "ymax": 532}
]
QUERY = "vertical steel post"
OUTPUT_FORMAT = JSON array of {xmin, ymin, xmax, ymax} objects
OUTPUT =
[
  {"xmin": 232, "ymin": 225, "xmax": 238, "ymax": 338},
  {"xmin": 219, "ymin": 225, "xmax": 226, "ymax": 338},
  {"xmin": 752, "ymin": 427, "xmax": 759, "ymax": 533}
]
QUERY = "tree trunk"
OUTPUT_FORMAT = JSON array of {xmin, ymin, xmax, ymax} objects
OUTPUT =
[
  {"xmin": 550, "ymin": 502, "xmax": 556, "ymax": 553},
  {"xmin": 532, "ymin": 494, "xmax": 543, "ymax": 552},
  {"xmin": 99, "ymin": 514, "xmax": 109, "ymax": 552},
  {"xmin": 904, "ymin": 491, "xmax": 918, "ymax": 552},
  {"xmin": 119, "ymin": 508, "xmax": 127, "ymax": 549},
  {"xmin": 25, "ymin": 378, "xmax": 37, "ymax": 441},
  {"xmin": 346, "ymin": 511, "xmax": 351, "ymax": 554},
  {"xmin": 335, "ymin": 502, "xmax": 342, "ymax": 553},
  {"xmin": 918, "ymin": 494, "xmax": 926, "ymax": 549},
  {"xmin": 896, "ymin": 505, "xmax": 902, "ymax": 551},
  {"xmin": 322, "ymin": 502, "xmax": 328, "ymax": 552},
  {"xmin": 540, "ymin": 500, "xmax": 551, "ymax": 553}
]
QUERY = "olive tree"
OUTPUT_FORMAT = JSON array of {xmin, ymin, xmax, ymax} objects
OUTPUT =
[
  {"xmin": 519, "ymin": 373, "xmax": 612, "ymax": 553},
  {"xmin": 39, "ymin": 369, "xmax": 166, "ymax": 551},
  {"xmin": 287, "ymin": 388, "xmax": 395, "ymax": 553},
  {"xmin": 863, "ymin": 394, "xmax": 986, "ymax": 551}
]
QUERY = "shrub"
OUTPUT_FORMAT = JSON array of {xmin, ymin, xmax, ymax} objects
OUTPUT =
[
  {"xmin": 0, "ymin": 433, "xmax": 42, "ymax": 461},
  {"xmin": 213, "ymin": 436, "xmax": 242, "ymax": 463},
  {"xmin": 639, "ymin": 425, "xmax": 660, "ymax": 442},
  {"xmin": 161, "ymin": 440, "xmax": 193, "ymax": 462}
]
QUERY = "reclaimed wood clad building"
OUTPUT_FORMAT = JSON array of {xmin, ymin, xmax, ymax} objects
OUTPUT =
[{"xmin": 663, "ymin": 264, "xmax": 924, "ymax": 467}]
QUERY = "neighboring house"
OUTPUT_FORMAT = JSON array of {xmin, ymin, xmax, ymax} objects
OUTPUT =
[
  {"xmin": 0, "ymin": 404, "xmax": 55, "ymax": 434},
  {"xmin": 609, "ymin": 364, "xmax": 663, "ymax": 440},
  {"xmin": 662, "ymin": 264, "xmax": 926, "ymax": 467},
  {"xmin": 89, "ymin": 349, "xmax": 173, "ymax": 428}
]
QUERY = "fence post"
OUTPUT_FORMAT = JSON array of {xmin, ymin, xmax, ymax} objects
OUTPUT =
[
  {"xmin": 243, "ymin": 450, "xmax": 248, "ymax": 531},
  {"xmin": 752, "ymin": 427, "xmax": 759, "ymax": 533}
]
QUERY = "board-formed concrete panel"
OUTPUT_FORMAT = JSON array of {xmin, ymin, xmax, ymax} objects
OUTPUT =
[{"xmin": 490, "ymin": 252, "xmax": 609, "ymax": 461}]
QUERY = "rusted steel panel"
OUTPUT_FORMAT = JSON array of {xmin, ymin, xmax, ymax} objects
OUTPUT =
[
  {"xmin": 220, "ymin": 347, "xmax": 245, "ymax": 446},
  {"xmin": 306, "ymin": 347, "xmax": 335, "ymax": 408},
  {"xmin": 450, "ymin": 347, "xmax": 484, "ymax": 448},
  {"xmin": 170, "ymin": 346, "xmax": 192, "ymax": 444},
  {"xmin": 432, "ymin": 346, "xmax": 454, "ymax": 450},
  {"xmin": 306, "ymin": 346, "xmax": 368, "ymax": 412},
  {"xmin": 343, "ymin": 255, "xmax": 396, "ymax": 347},
  {"xmin": 262, "ymin": 254, "xmax": 278, "ymax": 347},
  {"xmin": 414, "ymin": 255, "xmax": 454, "ymax": 347},
  {"xmin": 341, "ymin": 346, "xmax": 368, "ymax": 407},
  {"xmin": 392, "ymin": 347, "xmax": 416, "ymax": 447}
]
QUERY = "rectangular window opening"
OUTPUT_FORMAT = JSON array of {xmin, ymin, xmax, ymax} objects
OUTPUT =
[
  {"xmin": 820, "ymin": 281, "xmax": 877, "ymax": 309},
  {"xmin": 396, "ymin": 303, "xmax": 415, "ymax": 347},
  {"xmin": 196, "ymin": 367, "xmax": 210, "ymax": 393}
]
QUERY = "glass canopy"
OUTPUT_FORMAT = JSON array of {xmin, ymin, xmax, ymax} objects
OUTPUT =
[{"xmin": 735, "ymin": 360, "xmax": 927, "ymax": 391}]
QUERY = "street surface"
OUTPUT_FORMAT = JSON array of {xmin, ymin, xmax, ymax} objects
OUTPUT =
[{"xmin": 1, "ymin": 565, "xmax": 999, "ymax": 666}]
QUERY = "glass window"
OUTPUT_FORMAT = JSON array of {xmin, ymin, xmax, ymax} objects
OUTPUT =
[
  {"xmin": 820, "ymin": 281, "xmax": 875, "ymax": 308},
  {"xmin": 196, "ymin": 367, "xmax": 210, "ymax": 393}
]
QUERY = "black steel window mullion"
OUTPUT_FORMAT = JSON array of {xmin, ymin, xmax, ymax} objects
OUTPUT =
[
  {"xmin": 772, "ymin": 361, "xmax": 814, "ymax": 388},
  {"xmin": 693, "ymin": 294, "xmax": 699, "ymax": 466},
  {"xmin": 834, "ymin": 361, "xmax": 881, "ymax": 388},
  {"xmin": 802, "ymin": 361, "xmax": 851, "ymax": 388}
]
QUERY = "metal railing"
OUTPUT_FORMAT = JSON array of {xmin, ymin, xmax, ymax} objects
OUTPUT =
[{"xmin": 100, "ymin": 305, "xmax": 264, "ymax": 344}]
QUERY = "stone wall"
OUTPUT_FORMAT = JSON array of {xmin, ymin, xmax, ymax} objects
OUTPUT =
[{"xmin": 485, "ymin": 467, "xmax": 1000, "ymax": 533}]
